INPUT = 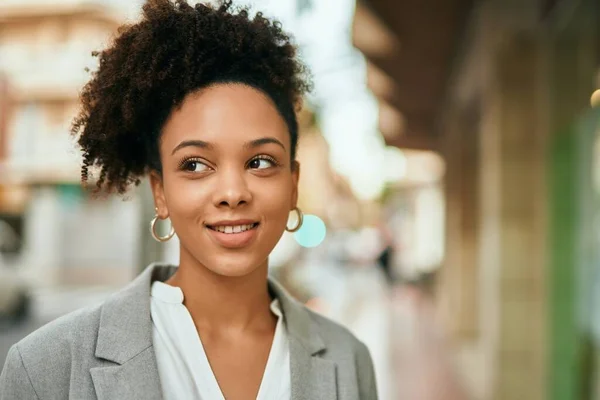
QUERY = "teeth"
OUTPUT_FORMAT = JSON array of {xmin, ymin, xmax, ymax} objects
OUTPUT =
[{"xmin": 213, "ymin": 224, "xmax": 255, "ymax": 234}]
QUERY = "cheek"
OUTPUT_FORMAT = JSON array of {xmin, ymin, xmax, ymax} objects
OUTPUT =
[
  {"xmin": 253, "ymin": 178, "xmax": 293, "ymax": 212},
  {"xmin": 163, "ymin": 177, "xmax": 210, "ymax": 218}
]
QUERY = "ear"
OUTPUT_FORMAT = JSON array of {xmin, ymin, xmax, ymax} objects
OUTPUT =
[
  {"xmin": 291, "ymin": 160, "xmax": 300, "ymax": 209},
  {"xmin": 149, "ymin": 171, "xmax": 168, "ymax": 218}
]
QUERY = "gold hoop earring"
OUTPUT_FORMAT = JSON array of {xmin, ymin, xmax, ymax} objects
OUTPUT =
[
  {"xmin": 286, "ymin": 207, "xmax": 303, "ymax": 232},
  {"xmin": 150, "ymin": 214, "xmax": 175, "ymax": 242}
]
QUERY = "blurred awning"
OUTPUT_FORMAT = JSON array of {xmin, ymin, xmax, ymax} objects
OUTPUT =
[{"xmin": 352, "ymin": 0, "xmax": 474, "ymax": 151}]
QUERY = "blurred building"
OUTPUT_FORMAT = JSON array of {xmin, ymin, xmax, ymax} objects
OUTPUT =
[
  {"xmin": 0, "ymin": 1, "xmax": 141, "ymax": 287},
  {"xmin": 354, "ymin": 0, "xmax": 600, "ymax": 399},
  {"xmin": 4, "ymin": 1, "xmax": 600, "ymax": 399}
]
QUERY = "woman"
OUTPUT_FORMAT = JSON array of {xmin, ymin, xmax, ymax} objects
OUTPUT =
[{"xmin": 0, "ymin": 1, "xmax": 377, "ymax": 399}]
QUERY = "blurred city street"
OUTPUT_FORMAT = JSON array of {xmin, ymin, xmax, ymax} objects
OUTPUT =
[{"xmin": 1, "ymin": 0, "xmax": 600, "ymax": 399}]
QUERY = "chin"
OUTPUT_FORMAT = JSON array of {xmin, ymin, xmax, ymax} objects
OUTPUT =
[
  {"xmin": 205, "ymin": 255, "xmax": 266, "ymax": 278},
  {"xmin": 210, "ymin": 266, "xmax": 255, "ymax": 278}
]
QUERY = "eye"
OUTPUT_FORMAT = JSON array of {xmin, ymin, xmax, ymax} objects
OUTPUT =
[
  {"xmin": 248, "ymin": 156, "xmax": 277, "ymax": 170},
  {"xmin": 180, "ymin": 158, "xmax": 210, "ymax": 173}
]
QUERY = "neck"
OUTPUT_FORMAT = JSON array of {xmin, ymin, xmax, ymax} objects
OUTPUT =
[{"xmin": 165, "ymin": 248, "xmax": 274, "ymax": 333}]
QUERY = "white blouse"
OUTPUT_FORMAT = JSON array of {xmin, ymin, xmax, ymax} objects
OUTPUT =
[{"xmin": 150, "ymin": 281, "xmax": 291, "ymax": 400}]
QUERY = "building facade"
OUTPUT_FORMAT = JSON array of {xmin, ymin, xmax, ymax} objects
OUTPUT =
[{"xmin": 0, "ymin": 1, "xmax": 142, "ymax": 287}]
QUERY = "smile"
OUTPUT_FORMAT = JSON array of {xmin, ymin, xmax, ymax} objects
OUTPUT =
[
  {"xmin": 205, "ymin": 220, "xmax": 260, "ymax": 249},
  {"xmin": 208, "ymin": 223, "xmax": 259, "ymax": 234}
]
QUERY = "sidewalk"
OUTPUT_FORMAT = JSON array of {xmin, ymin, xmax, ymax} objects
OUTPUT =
[{"xmin": 391, "ymin": 286, "xmax": 470, "ymax": 400}]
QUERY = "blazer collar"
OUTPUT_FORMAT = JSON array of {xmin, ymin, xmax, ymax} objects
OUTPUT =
[
  {"xmin": 93, "ymin": 264, "xmax": 336, "ymax": 400},
  {"xmin": 95, "ymin": 263, "xmax": 328, "ymax": 362},
  {"xmin": 91, "ymin": 264, "xmax": 164, "ymax": 400},
  {"xmin": 268, "ymin": 276, "xmax": 337, "ymax": 399},
  {"xmin": 94, "ymin": 263, "xmax": 158, "ymax": 364},
  {"xmin": 267, "ymin": 277, "xmax": 326, "ymax": 355}
]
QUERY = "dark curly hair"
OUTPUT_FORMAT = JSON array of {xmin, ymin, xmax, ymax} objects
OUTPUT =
[{"xmin": 71, "ymin": 0, "xmax": 311, "ymax": 194}]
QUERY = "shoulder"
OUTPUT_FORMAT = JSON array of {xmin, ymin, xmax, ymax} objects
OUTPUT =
[
  {"xmin": 305, "ymin": 307, "xmax": 368, "ymax": 352},
  {"xmin": 269, "ymin": 276, "xmax": 374, "ymax": 365},
  {"xmin": 0, "ymin": 304, "xmax": 103, "ymax": 399},
  {"xmin": 22, "ymin": 302, "xmax": 101, "ymax": 350},
  {"xmin": 15, "ymin": 263, "xmax": 160, "ymax": 363},
  {"xmin": 1, "ymin": 264, "xmax": 161, "ymax": 398},
  {"xmin": 305, "ymin": 308, "xmax": 375, "ymax": 367},
  {"xmin": 15, "ymin": 303, "xmax": 102, "ymax": 368}
]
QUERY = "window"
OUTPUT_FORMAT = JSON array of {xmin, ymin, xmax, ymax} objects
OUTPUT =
[{"xmin": 9, "ymin": 102, "xmax": 42, "ymax": 160}]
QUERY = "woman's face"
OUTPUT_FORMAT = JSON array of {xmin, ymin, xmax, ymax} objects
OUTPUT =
[{"xmin": 150, "ymin": 83, "xmax": 299, "ymax": 277}]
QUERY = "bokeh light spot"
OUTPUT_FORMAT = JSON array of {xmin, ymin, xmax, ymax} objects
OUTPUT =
[
  {"xmin": 592, "ymin": 89, "xmax": 600, "ymax": 108},
  {"xmin": 294, "ymin": 214, "xmax": 327, "ymax": 248}
]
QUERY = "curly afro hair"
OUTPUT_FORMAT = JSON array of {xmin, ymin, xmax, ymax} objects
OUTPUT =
[{"xmin": 71, "ymin": 0, "xmax": 311, "ymax": 194}]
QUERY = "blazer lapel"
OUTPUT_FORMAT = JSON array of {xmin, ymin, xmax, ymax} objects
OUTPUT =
[
  {"xmin": 269, "ymin": 278, "xmax": 338, "ymax": 400},
  {"xmin": 289, "ymin": 337, "xmax": 337, "ymax": 400},
  {"xmin": 91, "ymin": 347, "xmax": 162, "ymax": 400},
  {"xmin": 91, "ymin": 264, "xmax": 176, "ymax": 400},
  {"xmin": 88, "ymin": 265, "xmax": 338, "ymax": 399}
]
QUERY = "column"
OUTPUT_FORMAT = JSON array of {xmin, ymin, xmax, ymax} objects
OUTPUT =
[{"xmin": 482, "ymin": 32, "xmax": 548, "ymax": 400}]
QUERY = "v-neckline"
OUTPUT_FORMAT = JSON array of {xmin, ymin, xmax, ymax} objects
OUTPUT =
[{"xmin": 151, "ymin": 281, "xmax": 288, "ymax": 400}]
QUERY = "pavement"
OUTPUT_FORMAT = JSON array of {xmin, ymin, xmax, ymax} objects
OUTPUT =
[
  {"xmin": 302, "ymin": 263, "xmax": 471, "ymax": 399},
  {"xmin": 390, "ymin": 286, "xmax": 470, "ymax": 400}
]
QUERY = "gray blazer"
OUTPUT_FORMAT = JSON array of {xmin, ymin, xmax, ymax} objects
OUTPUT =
[{"xmin": 0, "ymin": 264, "xmax": 378, "ymax": 399}]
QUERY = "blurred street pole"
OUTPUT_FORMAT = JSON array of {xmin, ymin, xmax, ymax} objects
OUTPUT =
[
  {"xmin": 0, "ymin": 73, "xmax": 9, "ymax": 163},
  {"xmin": 0, "ymin": 73, "xmax": 8, "ymax": 211}
]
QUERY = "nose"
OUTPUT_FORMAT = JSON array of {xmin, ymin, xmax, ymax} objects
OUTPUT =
[{"xmin": 212, "ymin": 167, "xmax": 252, "ymax": 208}]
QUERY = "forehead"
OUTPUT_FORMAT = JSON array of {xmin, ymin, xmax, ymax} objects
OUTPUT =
[{"xmin": 160, "ymin": 83, "xmax": 289, "ymax": 151}]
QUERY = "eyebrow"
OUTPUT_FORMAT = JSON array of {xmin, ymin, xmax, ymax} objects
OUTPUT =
[
  {"xmin": 244, "ymin": 137, "xmax": 286, "ymax": 151},
  {"xmin": 171, "ymin": 137, "xmax": 286, "ymax": 155},
  {"xmin": 171, "ymin": 140, "xmax": 213, "ymax": 155}
]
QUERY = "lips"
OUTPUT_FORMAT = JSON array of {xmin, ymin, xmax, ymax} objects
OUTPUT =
[
  {"xmin": 208, "ymin": 223, "xmax": 258, "ymax": 234},
  {"xmin": 205, "ymin": 220, "xmax": 260, "ymax": 249}
]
